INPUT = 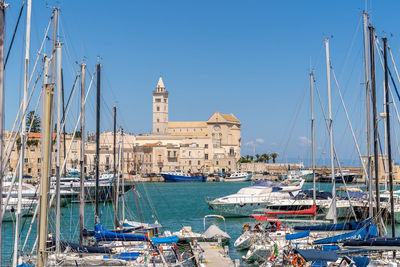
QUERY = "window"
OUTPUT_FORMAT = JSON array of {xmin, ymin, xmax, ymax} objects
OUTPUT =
[
  {"xmin": 189, "ymin": 160, "xmax": 192, "ymax": 165},
  {"xmin": 205, "ymin": 144, "xmax": 208, "ymax": 149},
  {"xmin": 157, "ymin": 128, "xmax": 159, "ymax": 133},
  {"xmin": 198, "ymin": 160, "xmax": 200, "ymax": 165},
  {"xmin": 157, "ymin": 118, "xmax": 159, "ymax": 123},
  {"xmin": 155, "ymin": 98, "xmax": 161, "ymax": 102},
  {"xmin": 182, "ymin": 151, "xmax": 185, "ymax": 157},
  {"xmin": 216, "ymin": 161, "xmax": 219, "ymax": 165},
  {"xmin": 168, "ymin": 151, "xmax": 171, "ymax": 157},
  {"xmin": 198, "ymin": 151, "xmax": 201, "ymax": 157},
  {"xmin": 157, "ymin": 106, "xmax": 160, "ymax": 111},
  {"xmin": 228, "ymin": 161, "xmax": 231, "ymax": 165},
  {"xmin": 37, "ymin": 158, "xmax": 41, "ymax": 163},
  {"xmin": 24, "ymin": 158, "xmax": 28, "ymax": 163},
  {"xmin": 205, "ymin": 154, "xmax": 208, "ymax": 160},
  {"xmin": 28, "ymin": 168, "xmax": 31, "ymax": 173},
  {"xmin": 174, "ymin": 151, "xmax": 176, "ymax": 157},
  {"xmin": 38, "ymin": 168, "xmax": 41, "ymax": 173},
  {"xmin": 189, "ymin": 151, "xmax": 192, "ymax": 157},
  {"xmin": 230, "ymin": 148, "xmax": 234, "ymax": 155}
]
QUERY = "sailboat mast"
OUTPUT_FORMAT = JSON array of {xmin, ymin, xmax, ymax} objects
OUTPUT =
[
  {"xmin": 14, "ymin": 0, "xmax": 31, "ymax": 265},
  {"xmin": 37, "ymin": 80, "xmax": 54, "ymax": 267},
  {"xmin": 369, "ymin": 26, "xmax": 380, "ymax": 216},
  {"xmin": 120, "ymin": 127, "xmax": 125, "ymax": 221},
  {"xmin": 55, "ymin": 40, "xmax": 62, "ymax": 255},
  {"xmin": 0, "ymin": 3, "xmax": 6, "ymax": 265},
  {"xmin": 95, "ymin": 62, "xmax": 101, "ymax": 220},
  {"xmin": 79, "ymin": 63, "xmax": 86, "ymax": 245},
  {"xmin": 113, "ymin": 106, "xmax": 118, "ymax": 228},
  {"xmin": 383, "ymin": 37, "xmax": 395, "ymax": 238},
  {"xmin": 362, "ymin": 12, "xmax": 373, "ymax": 218},
  {"xmin": 325, "ymin": 38, "xmax": 337, "ymax": 223},
  {"xmin": 310, "ymin": 71, "xmax": 316, "ymax": 212}
]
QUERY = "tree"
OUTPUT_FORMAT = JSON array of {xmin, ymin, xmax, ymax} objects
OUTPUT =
[
  {"xmin": 270, "ymin": 153, "xmax": 278, "ymax": 163},
  {"xmin": 262, "ymin": 153, "xmax": 270, "ymax": 163},
  {"xmin": 26, "ymin": 111, "xmax": 40, "ymax": 133}
]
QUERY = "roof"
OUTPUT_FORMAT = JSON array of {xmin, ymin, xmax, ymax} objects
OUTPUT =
[
  {"xmin": 221, "ymin": 113, "xmax": 240, "ymax": 123},
  {"xmin": 157, "ymin": 76, "xmax": 165, "ymax": 89},
  {"xmin": 168, "ymin": 121, "xmax": 207, "ymax": 128},
  {"xmin": 29, "ymin": 133, "xmax": 57, "ymax": 139},
  {"xmin": 143, "ymin": 142, "xmax": 160, "ymax": 146}
]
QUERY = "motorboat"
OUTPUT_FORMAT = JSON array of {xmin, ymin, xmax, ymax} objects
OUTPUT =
[
  {"xmin": 318, "ymin": 170, "xmax": 359, "ymax": 183},
  {"xmin": 222, "ymin": 171, "xmax": 252, "ymax": 182},
  {"xmin": 285, "ymin": 168, "xmax": 313, "ymax": 182},
  {"xmin": 160, "ymin": 170, "xmax": 207, "ymax": 182},
  {"xmin": 206, "ymin": 179, "xmax": 305, "ymax": 217}
]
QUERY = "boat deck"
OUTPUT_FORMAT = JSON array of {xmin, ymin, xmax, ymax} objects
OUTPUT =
[{"xmin": 190, "ymin": 241, "xmax": 235, "ymax": 267}]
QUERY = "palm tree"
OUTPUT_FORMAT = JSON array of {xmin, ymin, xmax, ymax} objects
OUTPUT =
[
  {"xmin": 255, "ymin": 154, "xmax": 260, "ymax": 162},
  {"xmin": 270, "ymin": 153, "xmax": 278, "ymax": 163},
  {"xmin": 263, "ymin": 153, "xmax": 270, "ymax": 163}
]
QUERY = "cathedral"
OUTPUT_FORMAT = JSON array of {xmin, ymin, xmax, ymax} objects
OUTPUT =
[{"xmin": 133, "ymin": 77, "xmax": 242, "ymax": 173}]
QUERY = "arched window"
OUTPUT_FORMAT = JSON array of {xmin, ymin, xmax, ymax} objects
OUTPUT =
[{"xmin": 157, "ymin": 106, "xmax": 160, "ymax": 111}]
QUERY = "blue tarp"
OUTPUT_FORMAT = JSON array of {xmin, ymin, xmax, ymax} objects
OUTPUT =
[
  {"xmin": 322, "ymin": 245, "xmax": 339, "ymax": 251},
  {"xmin": 351, "ymin": 257, "xmax": 370, "ymax": 267},
  {"xmin": 104, "ymin": 252, "xmax": 140, "ymax": 261},
  {"xmin": 286, "ymin": 230, "xmax": 310, "ymax": 240},
  {"xmin": 294, "ymin": 218, "xmax": 372, "ymax": 231},
  {"xmin": 151, "ymin": 236, "xmax": 179, "ymax": 244},
  {"xmin": 295, "ymin": 249, "xmax": 338, "ymax": 262},
  {"xmin": 16, "ymin": 264, "xmax": 34, "ymax": 267},
  {"xmin": 314, "ymin": 225, "xmax": 378, "ymax": 244},
  {"xmin": 95, "ymin": 223, "xmax": 148, "ymax": 241}
]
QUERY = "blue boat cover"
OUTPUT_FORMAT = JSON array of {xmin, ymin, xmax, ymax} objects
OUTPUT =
[
  {"xmin": 343, "ymin": 237, "xmax": 400, "ymax": 247},
  {"xmin": 322, "ymin": 245, "xmax": 339, "ymax": 251},
  {"xmin": 295, "ymin": 249, "xmax": 338, "ymax": 262},
  {"xmin": 16, "ymin": 264, "xmax": 34, "ymax": 267},
  {"xmin": 351, "ymin": 257, "xmax": 370, "ymax": 267},
  {"xmin": 48, "ymin": 238, "xmax": 112, "ymax": 253},
  {"xmin": 286, "ymin": 230, "xmax": 310, "ymax": 240},
  {"xmin": 104, "ymin": 252, "xmax": 140, "ymax": 261},
  {"xmin": 95, "ymin": 223, "xmax": 148, "ymax": 241},
  {"xmin": 151, "ymin": 236, "xmax": 179, "ymax": 244},
  {"xmin": 294, "ymin": 218, "xmax": 372, "ymax": 231},
  {"xmin": 314, "ymin": 225, "xmax": 378, "ymax": 244}
]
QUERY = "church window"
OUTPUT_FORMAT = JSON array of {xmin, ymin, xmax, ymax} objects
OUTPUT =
[
  {"xmin": 157, "ymin": 106, "xmax": 160, "ymax": 111},
  {"xmin": 164, "ymin": 99, "xmax": 167, "ymax": 103},
  {"xmin": 156, "ymin": 98, "xmax": 161, "ymax": 102}
]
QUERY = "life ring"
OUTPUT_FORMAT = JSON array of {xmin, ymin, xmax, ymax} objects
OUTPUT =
[
  {"xmin": 243, "ymin": 224, "xmax": 250, "ymax": 232},
  {"xmin": 291, "ymin": 254, "xmax": 305, "ymax": 267}
]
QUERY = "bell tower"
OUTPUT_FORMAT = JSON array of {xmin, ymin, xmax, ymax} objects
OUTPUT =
[{"xmin": 153, "ymin": 76, "xmax": 169, "ymax": 134}]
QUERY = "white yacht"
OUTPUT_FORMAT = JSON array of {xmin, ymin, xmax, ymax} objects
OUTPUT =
[
  {"xmin": 206, "ymin": 179, "xmax": 305, "ymax": 217},
  {"xmin": 223, "ymin": 171, "xmax": 252, "ymax": 182}
]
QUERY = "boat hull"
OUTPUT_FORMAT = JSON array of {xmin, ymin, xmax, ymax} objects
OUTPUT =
[
  {"xmin": 223, "ymin": 173, "xmax": 253, "ymax": 182},
  {"xmin": 161, "ymin": 174, "xmax": 207, "ymax": 182}
]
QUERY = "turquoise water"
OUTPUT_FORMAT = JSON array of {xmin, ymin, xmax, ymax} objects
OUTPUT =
[{"xmin": 1, "ymin": 181, "xmax": 399, "ymax": 266}]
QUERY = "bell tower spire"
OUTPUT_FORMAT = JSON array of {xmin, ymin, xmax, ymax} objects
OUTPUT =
[{"xmin": 153, "ymin": 76, "xmax": 169, "ymax": 134}]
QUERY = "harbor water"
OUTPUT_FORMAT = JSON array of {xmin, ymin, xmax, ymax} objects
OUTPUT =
[{"xmin": 1, "ymin": 181, "xmax": 399, "ymax": 266}]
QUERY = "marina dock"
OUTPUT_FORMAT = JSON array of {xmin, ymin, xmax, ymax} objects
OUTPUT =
[{"xmin": 190, "ymin": 241, "xmax": 236, "ymax": 267}]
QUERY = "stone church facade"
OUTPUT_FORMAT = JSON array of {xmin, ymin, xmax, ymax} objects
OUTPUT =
[{"xmin": 133, "ymin": 77, "xmax": 241, "ymax": 174}]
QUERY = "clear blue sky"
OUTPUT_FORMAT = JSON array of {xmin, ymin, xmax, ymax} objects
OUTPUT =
[{"xmin": 4, "ymin": 0, "xmax": 400, "ymax": 165}]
